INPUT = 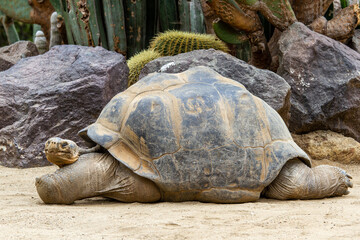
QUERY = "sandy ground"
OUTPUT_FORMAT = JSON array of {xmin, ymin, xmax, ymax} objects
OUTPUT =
[{"xmin": 0, "ymin": 161, "xmax": 359, "ymax": 240}]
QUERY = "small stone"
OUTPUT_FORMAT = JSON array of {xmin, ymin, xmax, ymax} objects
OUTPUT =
[
  {"xmin": 293, "ymin": 130, "xmax": 360, "ymax": 164},
  {"xmin": 0, "ymin": 41, "xmax": 39, "ymax": 72}
]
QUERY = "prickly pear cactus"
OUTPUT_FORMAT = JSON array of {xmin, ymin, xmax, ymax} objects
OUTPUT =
[{"xmin": 0, "ymin": 11, "xmax": 19, "ymax": 44}]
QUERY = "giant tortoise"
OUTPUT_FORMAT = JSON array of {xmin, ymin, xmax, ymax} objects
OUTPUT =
[{"xmin": 36, "ymin": 66, "xmax": 353, "ymax": 204}]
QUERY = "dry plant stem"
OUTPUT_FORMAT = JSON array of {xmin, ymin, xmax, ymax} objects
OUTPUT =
[
  {"xmin": 0, "ymin": 15, "xmax": 19, "ymax": 43},
  {"xmin": 310, "ymin": 4, "xmax": 360, "ymax": 42},
  {"xmin": 235, "ymin": 0, "xmax": 296, "ymax": 31},
  {"xmin": 248, "ymin": 30, "xmax": 271, "ymax": 69},
  {"xmin": 208, "ymin": 0, "xmax": 271, "ymax": 68},
  {"xmin": 200, "ymin": 0, "xmax": 217, "ymax": 34},
  {"xmin": 207, "ymin": 0, "xmax": 262, "ymax": 32},
  {"xmin": 291, "ymin": 0, "xmax": 333, "ymax": 25},
  {"xmin": 29, "ymin": 0, "xmax": 55, "ymax": 41},
  {"xmin": 263, "ymin": 159, "xmax": 352, "ymax": 200}
]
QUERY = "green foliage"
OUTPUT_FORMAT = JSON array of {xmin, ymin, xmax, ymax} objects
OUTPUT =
[
  {"xmin": 103, "ymin": 0, "xmax": 126, "ymax": 53},
  {"xmin": 150, "ymin": 30, "xmax": 229, "ymax": 56},
  {"xmin": 48, "ymin": 0, "xmax": 206, "ymax": 58},
  {"xmin": 127, "ymin": 49, "xmax": 162, "ymax": 86},
  {"xmin": 159, "ymin": 0, "xmax": 179, "ymax": 31},
  {"xmin": 213, "ymin": 20, "xmax": 248, "ymax": 45},
  {"xmin": 124, "ymin": 0, "xmax": 146, "ymax": 57},
  {"xmin": 14, "ymin": 21, "xmax": 33, "ymax": 41},
  {"xmin": 0, "ymin": 19, "xmax": 33, "ymax": 47},
  {"xmin": 341, "ymin": 0, "xmax": 349, "ymax": 8},
  {"xmin": 0, "ymin": 25, "xmax": 8, "ymax": 47},
  {"xmin": 178, "ymin": 0, "xmax": 206, "ymax": 33},
  {"xmin": 213, "ymin": 20, "xmax": 251, "ymax": 62}
]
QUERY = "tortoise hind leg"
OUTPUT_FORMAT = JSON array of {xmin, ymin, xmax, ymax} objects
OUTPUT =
[{"xmin": 262, "ymin": 158, "xmax": 353, "ymax": 200}]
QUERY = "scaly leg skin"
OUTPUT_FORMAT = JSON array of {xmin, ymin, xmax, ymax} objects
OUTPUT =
[
  {"xmin": 35, "ymin": 153, "xmax": 161, "ymax": 204},
  {"xmin": 309, "ymin": 4, "xmax": 360, "ymax": 42},
  {"xmin": 262, "ymin": 158, "xmax": 353, "ymax": 200}
]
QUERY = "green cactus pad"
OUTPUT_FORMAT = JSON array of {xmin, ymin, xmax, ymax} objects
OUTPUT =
[
  {"xmin": 149, "ymin": 30, "xmax": 230, "ymax": 56},
  {"xmin": 127, "ymin": 49, "xmax": 162, "ymax": 87},
  {"xmin": 213, "ymin": 20, "xmax": 248, "ymax": 45}
]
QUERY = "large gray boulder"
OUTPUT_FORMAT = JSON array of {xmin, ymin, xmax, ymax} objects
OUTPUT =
[
  {"xmin": 0, "ymin": 41, "xmax": 39, "ymax": 72},
  {"xmin": 0, "ymin": 45, "xmax": 128, "ymax": 167},
  {"xmin": 277, "ymin": 22, "xmax": 360, "ymax": 141},
  {"xmin": 140, "ymin": 49, "xmax": 291, "ymax": 123}
]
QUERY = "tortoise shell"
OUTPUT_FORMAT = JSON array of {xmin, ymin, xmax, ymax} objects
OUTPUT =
[{"xmin": 80, "ymin": 66, "xmax": 310, "ymax": 202}]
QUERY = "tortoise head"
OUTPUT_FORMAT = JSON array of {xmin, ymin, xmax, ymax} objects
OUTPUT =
[{"xmin": 44, "ymin": 137, "xmax": 80, "ymax": 167}]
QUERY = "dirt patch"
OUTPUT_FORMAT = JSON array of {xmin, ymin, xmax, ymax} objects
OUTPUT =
[{"xmin": 1, "ymin": 162, "xmax": 359, "ymax": 239}]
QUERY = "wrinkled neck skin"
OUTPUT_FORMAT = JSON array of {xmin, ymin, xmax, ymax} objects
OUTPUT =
[
  {"xmin": 36, "ymin": 153, "xmax": 114, "ymax": 204},
  {"xmin": 36, "ymin": 152, "xmax": 161, "ymax": 204}
]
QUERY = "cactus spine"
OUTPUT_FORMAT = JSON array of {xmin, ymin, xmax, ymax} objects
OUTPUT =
[
  {"xmin": 127, "ymin": 49, "xmax": 162, "ymax": 86},
  {"xmin": 128, "ymin": 30, "xmax": 230, "ymax": 86},
  {"xmin": 150, "ymin": 30, "xmax": 229, "ymax": 56}
]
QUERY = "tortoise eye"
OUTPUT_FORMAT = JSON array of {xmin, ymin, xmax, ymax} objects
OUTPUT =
[{"xmin": 61, "ymin": 142, "xmax": 68, "ymax": 148}]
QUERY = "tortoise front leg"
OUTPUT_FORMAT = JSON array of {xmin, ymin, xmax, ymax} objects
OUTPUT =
[
  {"xmin": 36, "ymin": 153, "xmax": 161, "ymax": 204},
  {"xmin": 262, "ymin": 158, "xmax": 353, "ymax": 200}
]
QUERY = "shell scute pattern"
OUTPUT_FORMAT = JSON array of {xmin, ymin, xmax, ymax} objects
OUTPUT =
[
  {"xmin": 168, "ymin": 82, "xmax": 230, "ymax": 150},
  {"xmin": 123, "ymin": 93, "xmax": 179, "ymax": 158},
  {"xmin": 83, "ymin": 66, "xmax": 310, "ymax": 200}
]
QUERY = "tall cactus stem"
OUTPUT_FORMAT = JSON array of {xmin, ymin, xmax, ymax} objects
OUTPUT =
[
  {"xmin": 70, "ymin": 0, "xmax": 90, "ymax": 46},
  {"xmin": 179, "ymin": 0, "xmax": 206, "ymax": 33},
  {"xmin": 50, "ymin": 0, "xmax": 75, "ymax": 44},
  {"xmin": 124, "ymin": 0, "xmax": 146, "ymax": 57},
  {"xmin": 158, "ymin": 0, "xmax": 179, "ymax": 31},
  {"xmin": 103, "ymin": 0, "xmax": 127, "ymax": 55},
  {"xmin": 49, "ymin": 12, "xmax": 62, "ymax": 49},
  {"xmin": 145, "ymin": 0, "xmax": 159, "ymax": 46},
  {"xmin": 0, "ymin": 14, "xmax": 20, "ymax": 44},
  {"xmin": 67, "ymin": 2, "xmax": 85, "ymax": 45},
  {"xmin": 86, "ymin": 0, "xmax": 108, "ymax": 48}
]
